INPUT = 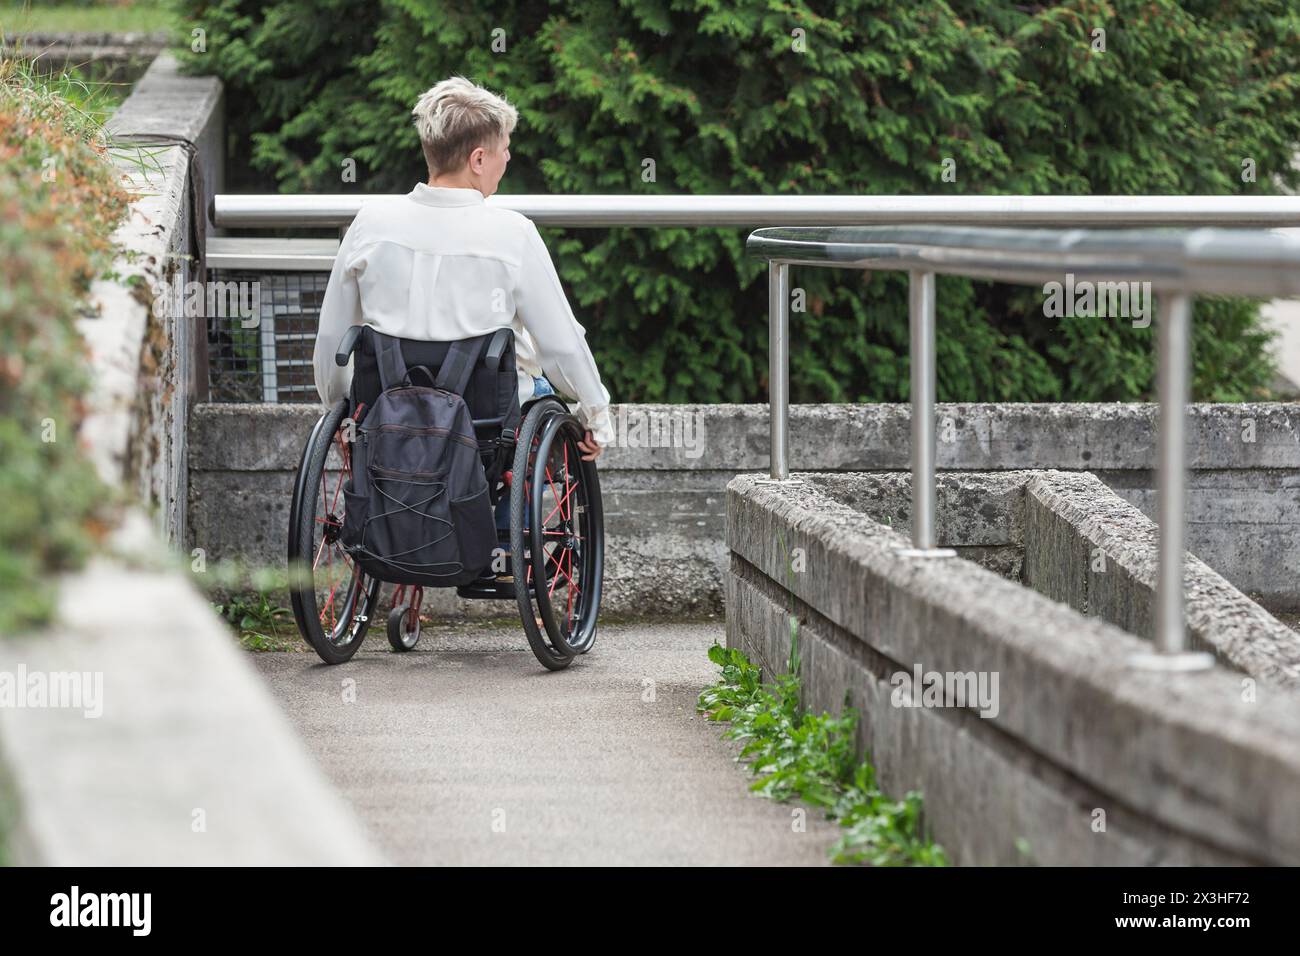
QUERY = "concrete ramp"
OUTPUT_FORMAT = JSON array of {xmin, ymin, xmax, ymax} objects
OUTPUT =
[{"xmin": 250, "ymin": 621, "xmax": 842, "ymax": 866}]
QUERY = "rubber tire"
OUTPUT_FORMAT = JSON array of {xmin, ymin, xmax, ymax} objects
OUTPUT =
[
  {"xmin": 528, "ymin": 412, "xmax": 602, "ymax": 657},
  {"xmin": 511, "ymin": 397, "xmax": 575, "ymax": 670},
  {"xmin": 288, "ymin": 399, "xmax": 380, "ymax": 664},
  {"xmin": 387, "ymin": 604, "xmax": 420, "ymax": 651}
]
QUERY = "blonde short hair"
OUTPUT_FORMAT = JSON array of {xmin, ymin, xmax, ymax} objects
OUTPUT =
[{"xmin": 411, "ymin": 76, "xmax": 518, "ymax": 177}]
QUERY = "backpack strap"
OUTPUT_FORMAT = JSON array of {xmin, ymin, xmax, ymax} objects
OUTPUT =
[
  {"xmin": 373, "ymin": 329, "xmax": 409, "ymax": 392},
  {"xmin": 434, "ymin": 336, "xmax": 485, "ymax": 397}
]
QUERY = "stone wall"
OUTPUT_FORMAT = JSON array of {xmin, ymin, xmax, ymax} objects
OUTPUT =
[
  {"xmin": 1023, "ymin": 471, "xmax": 1300, "ymax": 686},
  {"xmin": 805, "ymin": 471, "xmax": 1300, "ymax": 686},
  {"xmin": 95, "ymin": 52, "xmax": 225, "ymax": 546},
  {"xmin": 1, "ymin": 31, "xmax": 169, "ymax": 83},
  {"xmin": 189, "ymin": 401, "xmax": 1300, "ymax": 614},
  {"xmin": 726, "ymin": 473, "xmax": 1300, "ymax": 865}
]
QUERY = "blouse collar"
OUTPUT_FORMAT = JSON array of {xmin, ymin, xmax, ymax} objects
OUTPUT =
[{"xmin": 408, "ymin": 182, "xmax": 486, "ymax": 207}]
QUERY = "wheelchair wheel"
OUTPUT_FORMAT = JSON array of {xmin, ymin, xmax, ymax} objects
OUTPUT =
[
  {"xmin": 288, "ymin": 399, "xmax": 381, "ymax": 664},
  {"xmin": 386, "ymin": 585, "xmax": 421, "ymax": 652},
  {"xmin": 387, "ymin": 605, "xmax": 421, "ymax": 651},
  {"xmin": 510, "ymin": 397, "xmax": 604, "ymax": 670}
]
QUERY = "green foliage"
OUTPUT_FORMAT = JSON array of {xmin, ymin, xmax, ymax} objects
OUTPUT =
[
  {"xmin": 0, "ymin": 58, "xmax": 130, "ymax": 634},
  {"xmin": 0, "ymin": 2, "xmax": 173, "ymax": 35},
  {"xmin": 212, "ymin": 590, "xmax": 294, "ymax": 650},
  {"xmin": 698, "ymin": 641, "xmax": 948, "ymax": 866},
  {"xmin": 176, "ymin": 0, "xmax": 1298, "ymax": 403}
]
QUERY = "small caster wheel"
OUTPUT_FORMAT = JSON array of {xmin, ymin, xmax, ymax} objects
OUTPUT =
[{"xmin": 387, "ymin": 604, "xmax": 420, "ymax": 651}]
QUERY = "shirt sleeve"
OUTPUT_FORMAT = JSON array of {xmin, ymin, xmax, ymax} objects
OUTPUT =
[
  {"xmin": 313, "ymin": 212, "xmax": 367, "ymax": 406},
  {"xmin": 514, "ymin": 218, "xmax": 615, "ymax": 445}
]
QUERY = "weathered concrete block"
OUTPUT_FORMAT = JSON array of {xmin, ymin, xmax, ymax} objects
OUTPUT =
[
  {"xmin": 1022, "ymin": 487, "xmax": 1089, "ymax": 610},
  {"xmin": 190, "ymin": 402, "xmax": 1300, "ymax": 613},
  {"xmin": 189, "ymin": 472, "xmax": 728, "ymax": 620},
  {"xmin": 0, "ymin": 518, "xmax": 382, "ymax": 865},
  {"xmin": 726, "ymin": 473, "xmax": 1300, "ymax": 864},
  {"xmin": 729, "ymin": 569, "xmax": 1247, "ymax": 865},
  {"xmin": 1025, "ymin": 472, "xmax": 1300, "ymax": 686}
]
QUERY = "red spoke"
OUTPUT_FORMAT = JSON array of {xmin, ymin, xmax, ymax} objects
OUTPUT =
[
  {"xmin": 321, "ymin": 574, "xmax": 342, "ymax": 628},
  {"xmin": 325, "ymin": 431, "xmax": 349, "ymax": 519},
  {"xmin": 323, "ymin": 543, "xmax": 336, "ymax": 631},
  {"xmin": 318, "ymin": 428, "xmax": 359, "ymax": 634},
  {"xmin": 543, "ymin": 463, "xmax": 577, "ymax": 526},
  {"xmin": 565, "ymin": 549, "xmax": 577, "ymax": 630},
  {"xmin": 545, "ymin": 543, "xmax": 575, "ymax": 597},
  {"xmin": 548, "ymin": 546, "xmax": 563, "ymax": 603},
  {"xmin": 543, "ymin": 460, "xmax": 564, "ymax": 520}
]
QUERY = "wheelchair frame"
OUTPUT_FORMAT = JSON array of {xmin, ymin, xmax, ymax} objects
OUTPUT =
[{"xmin": 286, "ymin": 326, "xmax": 604, "ymax": 671}]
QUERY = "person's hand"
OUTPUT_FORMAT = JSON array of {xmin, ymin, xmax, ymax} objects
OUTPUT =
[{"xmin": 577, "ymin": 430, "xmax": 603, "ymax": 461}]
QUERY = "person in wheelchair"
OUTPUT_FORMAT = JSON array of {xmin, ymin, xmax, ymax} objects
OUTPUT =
[
  {"xmin": 313, "ymin": 74, "xmax": 613, "ymax": 471},
  {"xmin": 295, "ymin": 76, "xmax": 613, "ymax": 670}
]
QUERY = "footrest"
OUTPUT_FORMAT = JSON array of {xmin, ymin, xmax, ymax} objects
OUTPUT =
[{"xmin": 457, "ymin": 579, "xmax": 516, "ymax": 600}]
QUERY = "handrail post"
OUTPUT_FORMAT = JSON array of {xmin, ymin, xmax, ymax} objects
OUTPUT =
[
  {"xmin": 760, "ymin": 260, "xmax": 799, "ymax": 483},
  {"xmin": 897, "ymin": 271, "xmax": 954, "ymax": 557},
  {"xmin": 1131, "ymin": 292, "xmax": 1213, "ymax": 671}
]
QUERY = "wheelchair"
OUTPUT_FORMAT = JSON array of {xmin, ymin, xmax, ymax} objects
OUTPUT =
[{"xmin": 286, "ymin": 325, "xmax": 604, "ymax": 671}]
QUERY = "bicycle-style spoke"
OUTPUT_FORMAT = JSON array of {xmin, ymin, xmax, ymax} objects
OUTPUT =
[
  {"xmin": 312, "ymin": 426, "xmax": 369, "ymax": 642},
  {"xmin": 545, "ymin": 541, "xmax": 575, "ymax": 597},
  {"xmin": 291, "ymin": 402, "xmax": 377, "ymax": 663},
  {"xmin": 542, "ymin": 470, "xmax": 577, "ymax": 526},
  {"xmin": 536, "ymin": 433, "xmax": 585, "ymax": 638}
]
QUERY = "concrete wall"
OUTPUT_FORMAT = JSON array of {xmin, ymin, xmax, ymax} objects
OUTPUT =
[
  {"xmin": 726, "ymin": 474, "xmax": 1300, "ymax": 865},
  {"xmin": 1023, "ymin": 471, "xmax": 1300, "ymax": 687},
  {"xmin": 190, "ymin": 403, "xmax": 731, "ymax": 617},
  {"xmin": 805, "ymin": 471, "xmax": 1300, "ymax": 687},
  {"xmin": 0, "ymin": 31, "xmax": 168, "ymax": 83},
  {"xmin": 98, "ymin": 52, "xmax": 225, "ymax": 546},
  {"xmin": 188, "ymin": 401, "xmax": 1300, "ymax": 614}
]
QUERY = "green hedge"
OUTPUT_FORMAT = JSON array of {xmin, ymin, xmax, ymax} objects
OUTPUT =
[
  {"xmin": 0, "ymin": 62, "xmax": 130, "ymax": 633},
  {"xmin": 177, "ymin": 0, "xmax": 1299, "ymax": 402}
]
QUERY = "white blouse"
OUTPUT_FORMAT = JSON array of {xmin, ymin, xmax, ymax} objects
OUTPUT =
[{"xmin": 313, "ymin": 183, "xmax": 614, "ymax": 445}]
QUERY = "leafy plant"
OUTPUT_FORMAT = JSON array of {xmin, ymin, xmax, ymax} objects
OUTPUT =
[
  {"xmin": 176, "ymin": 0, "xmax": 1296, "ymax": 404},
  {"xmin": 699, "ymin": 641, "xmax": 948, "ymax": 866},
  {"xmin": 0, "ymin": 57, "xmax": 132, "ymax": 634},
  {"xmin": 212, "ymin": 591, "xmax": 294, "ymax": 651}
]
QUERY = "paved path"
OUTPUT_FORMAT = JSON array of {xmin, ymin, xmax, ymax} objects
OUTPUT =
[{"xmin": 250, "ymin": 620, "xmax": 841, "ymax": 865}]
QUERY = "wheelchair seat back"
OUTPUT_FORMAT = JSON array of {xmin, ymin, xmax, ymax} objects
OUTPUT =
[{"xmin": 350, "ymin": 326, "xmax": 520, "ymax": 430}]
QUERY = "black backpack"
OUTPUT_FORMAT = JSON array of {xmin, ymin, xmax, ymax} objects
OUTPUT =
[{"xmin": 341, "ymin": 332, "xmax": 495, "ymax": 587}]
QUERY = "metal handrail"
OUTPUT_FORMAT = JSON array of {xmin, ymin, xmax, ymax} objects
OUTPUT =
[
  {"xmin": 746, "ymin": 224, "xmax": 1300, "ymax": 671},
  {"xmin": 746, "ymin": 225, "xmax": 1300, "ymax": 296},
  {"xmin": 211, "ymin": 193, "xmax": 1300, "ymax": 229}
]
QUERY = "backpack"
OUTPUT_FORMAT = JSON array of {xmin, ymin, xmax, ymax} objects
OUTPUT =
[{"xmin": 341, "ymin": 331, "xmax": 495, "ymax": 587}]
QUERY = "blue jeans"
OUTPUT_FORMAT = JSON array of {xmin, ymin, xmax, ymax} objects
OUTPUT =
[{"xmin": 493, "ymin": 376, "xmax": 554, "ymax": 531}]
